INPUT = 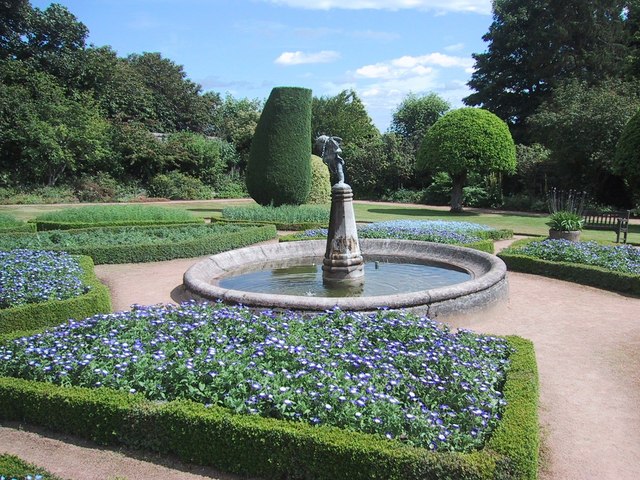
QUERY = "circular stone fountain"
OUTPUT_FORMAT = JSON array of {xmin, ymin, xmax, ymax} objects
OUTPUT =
[{"xmin": 183, "ymin": 238, "xmax": 507, "ymax": 318}]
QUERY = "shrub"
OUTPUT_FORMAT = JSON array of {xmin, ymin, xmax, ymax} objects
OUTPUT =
[
  {"xmin": 74, "ymin": 172, "xmax": 120, "ymax": 202},
  {"xmin": 613, "ymin": 107, "xmax": 640, "ymax": 202},
  {"xmin": 0, "ymin": 223, "xmax": 277, "ymax": 264},
  {"xmin": 0, "ymin": 255, "xmax": 111, "ymax": 334},
  {"xmin": 222, "ymin": 204, "xmax": 329, "ymax": 227},
  {"xmin": 417, "ymin": 108, "xmax": 516, "ymax": 212},
  {"xmin": 33, "ymin": 205, "xmax": 202, "ymax": 230},
  {"xmin": 0, "ymin": 213, "xmax": 35, "ymax": 232},
  {"xmin": 0, "ymin": 186, "xmax": 79, "ymax": 205},
  {"xmin": 546, "ymin": 211, "xmax": 583, "ymax": 231},
  {"xmin": 306, "ymin": 154, "xmax": 331, "ymax": 204},
  {"xmin": 0, "ymin": 454, "xmax": 63, "ymax": 480},
  {"xmin": 246, "ymin": 87, "xmax": 312, "ymax": 206},
  {"xmin": 148, "ymin": 171, "xmax": 213, "ymax": 200},
  {"xmin": 214, "ymin": 172, "xmax": 249, "ymax": 199}
]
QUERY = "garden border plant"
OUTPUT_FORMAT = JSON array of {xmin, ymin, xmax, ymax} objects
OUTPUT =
[
  {"xmin": 0, "ymin": 223, "xmax": 278, "ymax": 264},
  {"xmin": 0, "ymin": 334, "xmax": 537, "ymax": 480},
  {"xmin": 31, "ymin": 205, "xmax": 203, "ymax": 231},
  {"xmin": 0, "ymin": 255, "xmax": 111, "ymax": 335},
  {"xmin": 0, "ymin": 453, "xmax": 64, "ymax": 480},
  {"xmin": 498, "ymin": 238, "xmax": 640, "ymax": 296}
]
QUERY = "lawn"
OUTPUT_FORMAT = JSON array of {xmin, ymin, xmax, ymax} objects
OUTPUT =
[{"xmin": 0, "ymin": 199, "xmax": 636, "ymax": 244}]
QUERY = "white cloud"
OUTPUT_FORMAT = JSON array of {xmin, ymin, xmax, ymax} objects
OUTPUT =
[
  {"xmin": 444, "ymin": 42, "xmax": 465, "ymax": 52},
  {"xmin": 259, "ymin": 0, "xmax": 491, "ymax": 14},
  {"xmin": 275, "ymin": 50, "xmax": 341, "ymax": 65},
  {"xmin": 356, "ymin": 52, "xmax": 472, "ymax": 80}
]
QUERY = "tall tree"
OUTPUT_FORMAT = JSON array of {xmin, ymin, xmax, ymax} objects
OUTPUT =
[
  {"xmin": 530, "ymin": 79, "xmax": 640, "ymax": 206},
  {"xmin": 465, "ymin": 0, "xmax": 634, "ymax": 142},
  {"xmin": 312, "ymin": 90, "xmax": 379, "ymax": 147},
  {"xmin": 417, "ymin": 108, "xmax": 516, "ymax": 212},
  {"xmin": 391, "ymin": 92, "xmax": 450, "ymax": 151},
  {"xmin": 127, "ymin": 52, "xmax": 212, "ymax": 133}
]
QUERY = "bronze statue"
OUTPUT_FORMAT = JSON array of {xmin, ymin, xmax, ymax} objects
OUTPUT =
[{"xmin": 314, "ymin": 135, "xmax": 345, "ymax": 185}]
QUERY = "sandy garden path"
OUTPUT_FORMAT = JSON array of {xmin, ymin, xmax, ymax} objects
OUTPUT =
[{"xmin": 1, "ymin": 239, "xmax": 639, "ymax": 479}]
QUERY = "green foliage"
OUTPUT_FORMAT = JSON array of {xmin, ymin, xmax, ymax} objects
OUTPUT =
[
  {"xmin": 0, "ymin": 212, "xmax": 34, "ymax": 232},
  {"xmin": 208, "ymin": 92, "xmax": 262, "ymax": 164},
  {"xmin": 148, "ymin": 171, "xmax": 213, "ymax": 200},
  {"xmin": 0, "ymin": 337, "xmax": 537, "ymax": 480},
  {"xmin": 499, "ymin": 238, "xmax": 640, "ymax": 296},
  {"xmin": 547, "ymin": 211, "xmax": 584, "ymax": 232},
  {"xmin": 0, "ymin": 454, "xmax": 63, "ymax": 480},
  {"xmin": 465, "ymin": 0, "xmax": 635, "ymax": 143},
  {"xmin": 0, "ymin": 185, "xmax": 78, "ymax": 204},
  {"xmin": 33, "ymin": 205, "xmax": 201, "ymax": 230},
  {"xmin": 163, "ymin": 131, "xmax": 234, "ymax": 188},
  {"xmin": 512, "ymin": 143, "xmax": 552, "ymax": 200},
  {"xmin": 307, "ymin": 154, "xmax": 331, "ymax": 204},
  {"xmin": 0, "ymin": 255, "xmax": 111, "ymax": 334},
  {"xmin": 0, "ymin": 223, "xmax": 277, "ymax": 264},
  {"xmin": 126, "ymin": 52, "xmax": 212, "ymax": 133},
  {"xmin": 222, "ymin": 204, "xmax": 329, "ymax": 226},
  {"xmin": 529, "ymin": 79, "xmax": 640, "ymax": 206},
  {"xmin": 108, "ymin": 121, "xmax": 166, "ymax": 182},
  {"xmin": 0, "ymin": 60, "xmax": 112, "ymax": 186},
  {"xmin": 246, "ymin": 87, "xmax": 312, "ymax": 206},
  {"xmin": 418, "ymin": 108, "xmax": 516, "ymax": 212},
  {"xmin": 391, "ymin": 92, "xmax": 450, "ymax": 150},
  {"xmin": 614, "ymin": 107, "xmax": 640, "ymax": 203},
  {"xmin": 312, "ymin": 89, "xmax": 379, "ymax": 146}
]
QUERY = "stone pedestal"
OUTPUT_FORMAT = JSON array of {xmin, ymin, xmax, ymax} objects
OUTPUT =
[{"xmin": 322, "ymin": 182, "xmax": 364, "ymax": 285}]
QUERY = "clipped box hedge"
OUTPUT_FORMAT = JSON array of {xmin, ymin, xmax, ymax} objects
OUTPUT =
[
  {"xmin": 0, "ymin": 223, "xmax": 36, "ymax": 233},
  {"xmin": 33, "ymin": 217, "xmax": 203, "ymax": 231},
  {"xmin": 211, "ymin": 217, "xmax": 325, "ymax": 231},
  {"xmin": 0, "ymin": 223, "xmax": 278, "ymax": 264},
  {"xmin": 0, "ymin": 336, "xmax": 538, "ymax": 480},
  {"xmin": 0, "ymin": 255, "xmax": 111, "ymax": 335},
  {"xmin": 498, "ymin": 238, "xmax": 640, "ymax": 296}
]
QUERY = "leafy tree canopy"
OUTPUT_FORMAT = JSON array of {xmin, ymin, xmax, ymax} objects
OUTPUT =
[
  {"xmin": 418, "ymin": 108, "xmax": 516, "ymax": 212},
  {"xmin": 465, "ymin": 0, "xmax": 635, "ymax": 142},
  {"xmin": 391, "ymin": 92, "xmax": 450, "ymax": 151}
]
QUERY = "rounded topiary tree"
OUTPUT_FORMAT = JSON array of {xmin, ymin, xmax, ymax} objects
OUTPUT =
[
  {"xmin": 246, "ymin": 86, "xmax": 312, "ymax": 206},
  {"xmin": 613, "ymin": 108, "xmax": 640, "ymax": 203},
  {"xmin": 417, "ymin": 107, "xmax": 516, "ymax": 212},
  {"xmin": 306, "ymin": 154, "xmax": 331, "ymax": 204}
]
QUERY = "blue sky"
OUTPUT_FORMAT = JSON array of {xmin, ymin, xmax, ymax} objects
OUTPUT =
[{"xmin": 31, "ymin": 0, "xmax": 493, "ymax": 131}]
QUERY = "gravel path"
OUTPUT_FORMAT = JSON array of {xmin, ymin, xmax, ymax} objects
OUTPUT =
[{"xmin": 1, "ymin": 240, "xmax": 639, "ymax": 479}]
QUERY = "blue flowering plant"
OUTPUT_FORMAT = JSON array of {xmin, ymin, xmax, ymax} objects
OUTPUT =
[
  {"xmin": 0, "ymin": 302, "xmax": 512, "ymax": 453},
  {"xmin": 290, "ymin": 220, "xmax": 496, "ymax": 245},
  {"xmin": 0, "ymin": 250, "xmax": 89, "ymax": 309},
  {"xmin": 513, "ymin": 239, "xmax": 640, "ymax": 274}
]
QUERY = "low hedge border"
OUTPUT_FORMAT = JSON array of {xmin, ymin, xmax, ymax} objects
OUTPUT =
[
  {"xmin": 210, "ymin": 217, "xmax": 325, "ymax": 231},
  {"xmin": 278, "ymin": 234, "xmax": 496, "ymax": 254},
  {"xmin": 0, "ymin": 255, "xmax": 111, "ymax": 335},
  {"xmin": 0, "ymin": 336, "xmax": 538, "ymax": 480},
  {"xmin": 0, "ymin": 454, "xmax": 64, "ymax": 480},
  {"xmin": 0, "ymin": 224, "xmax": 278, "ymax": 264},
  {"xmin": 32, "ymin": 217, "xmax": 203, "ymax": 231},
  {"xmin": 498, "ymin": 238, "xmax": 640, "ymax": 296},
  {"xmin": 0, "ymin": 223, "xmax": 36, "ymax": 233}
]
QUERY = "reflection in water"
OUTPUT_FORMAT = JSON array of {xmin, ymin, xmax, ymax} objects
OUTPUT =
[{"xmin": 219, "ymin": 261, "xmax": 470, "ymax": 298}]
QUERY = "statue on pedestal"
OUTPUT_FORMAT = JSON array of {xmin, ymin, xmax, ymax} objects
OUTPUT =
[{"xmin": 314, "ymin": 135, "xmax": 345, "ymax": 185}]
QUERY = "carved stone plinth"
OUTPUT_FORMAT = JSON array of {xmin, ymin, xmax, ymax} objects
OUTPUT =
[{"xmin": 322, "ymin": 182, "xmax": 364, "ymax": 285}]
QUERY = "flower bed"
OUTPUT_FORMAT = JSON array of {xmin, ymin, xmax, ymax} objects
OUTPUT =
[
  {"xmin": 0, "ymin": 253, "xmax": 110, "ymax": 335},
  {"xmin": 281, "ymin": 220, "xmax": 512, "ymax": 254},
  {"xmin": 0, "ymin": 223, "xmax": 277, "ymax": 264},
  {"xmin": 0, "ymin": 304, "xmax": 538, "ymax": 479},
  {"xmin": 0, "ymin": 250, "xmax": 88, "ymax": 308},
  {"xmin": 499, "ymin": 238, "xmax": 640, "ymax": 295},
  {"xmin": 220, "ymin": 204, "xmax": 329, "ymax": 230}
]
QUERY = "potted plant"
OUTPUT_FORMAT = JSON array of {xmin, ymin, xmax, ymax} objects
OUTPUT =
[{"xmin": 547, "ymin": 210, "xmax": 583, "ymax": 241}]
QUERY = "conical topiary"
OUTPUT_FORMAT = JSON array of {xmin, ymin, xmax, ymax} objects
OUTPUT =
[{"xmin": 246, "ymin": 87, "xmax": 312, "ymax": 206}]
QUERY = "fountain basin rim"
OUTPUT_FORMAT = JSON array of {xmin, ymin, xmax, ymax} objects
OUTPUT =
[{"xmin": 183, "ymin": 239, "xmax": 507, "ymax": 316}]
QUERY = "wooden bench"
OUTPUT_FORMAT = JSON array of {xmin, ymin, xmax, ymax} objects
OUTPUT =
[{"xmin": 582, "ymin": 210, "xmax": 630, "ymax": 243}]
